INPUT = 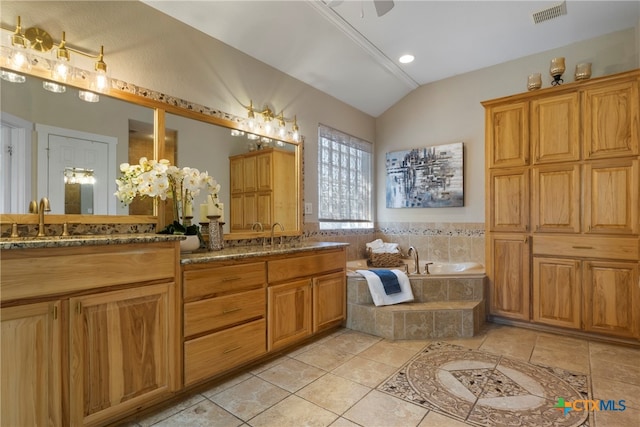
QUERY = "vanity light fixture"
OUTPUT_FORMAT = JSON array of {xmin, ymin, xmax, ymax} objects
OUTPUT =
[
  {"xmin": 0, "ymin": 69, "xmax": 26, "ymax": 83},
  {"xmin": 63, "ymin": 167, "xmax": 96, "ymax": 185},
  {"xmin": 79, "ymin": 90, "xmax": 99, "ymax": 102},
  {"xmin": 42, "ymin": 80, "xmax": 66, "ymax": 93},
  {"xmin": 239, "ymin": 100, "xmax": 301, "ymax": 143},
  {"xmin": 2, "ymin": 16, "xmax": 110, "ymax": 93}
]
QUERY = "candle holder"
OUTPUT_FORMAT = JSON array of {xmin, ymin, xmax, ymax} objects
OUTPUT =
[
  {"xmin": 575, "ymin": 62, "xmax": 592, "ymax": 80},
  {"xmin": 183, "ymin": 215, "xmax": 193, "ymax": 227},
  {"xmin": 527, "ymin": 73, "xmax": 542, "ymax": 91},
  {"xmin": 207, "ymin": 215, "xmax": 223, "ymax": 251},
  {"xmin": 550, "ymin": 57, "xmax": 565, "ymax": 86}
]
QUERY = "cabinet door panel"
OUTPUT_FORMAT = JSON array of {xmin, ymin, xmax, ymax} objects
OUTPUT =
[
  {"xmin": 69, "ymin": 284, "xmax": 173, "ymax": 426},
  {"xmin": 584, "ymin": 159, "xmax": 638, "ymax": 234},
  {"xmin": 583, "ymin": 260, "xmax": 639, "ymax": 338},
  {"xmin": 313, "ymin": 272, "xmax": 346, "ymax": 332},
  {"xmin": 1, "ymin": 302, "xmax": 61, "ymax": 427},
  {"xmin": 489, "ymin": 169, "xmax": 529, "ymax": 232},
  {"xmin": 532, "ymin": 164, "xmax": 580, "ymax": 233},
  {"xmin": 532, "ymin": 257, "xmax": 581, "ymax": 328},
  {"xmin": 267, "ymin": 279, "xmax": 312, "ymax": 351},
  {"xmin": 583, "ymin": 80, "xmax": 639, "ymax": 159},
  {"xmin": 531, "ymin": 93, "xmax": 580, "ymax": 164},
  {"xmin": 487, "ymin": 102, "xmax": 529, "ymax": 168},
  {"xmin": 489, "ymin": 235, "xmax": 530, "ymax": 320}
]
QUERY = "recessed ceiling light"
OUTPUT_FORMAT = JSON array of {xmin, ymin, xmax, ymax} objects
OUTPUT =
[{"xmin": 399, "ymin": 54, "xmax": 414, "ymax": 64}]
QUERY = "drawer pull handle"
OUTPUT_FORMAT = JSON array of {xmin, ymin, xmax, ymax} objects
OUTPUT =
[
  {"xmin": 222, "ymin": 276, "xmax": 241, "ymax": 282},
  {"xmin": 572, "ymin": 246, "xmax": 594, "ymax": 249},
  {"xmin": 223, "ymin": 346, "xmax": 241, "ymax": 354},
  {"xmin": 223, "ymin": 307, "xmax": 241, "ymax": 314}
]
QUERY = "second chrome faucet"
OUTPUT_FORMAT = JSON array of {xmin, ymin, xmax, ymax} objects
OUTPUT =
[{"xmin": 271, "ymin": 222, "xmax": 284, "ymax": 247}]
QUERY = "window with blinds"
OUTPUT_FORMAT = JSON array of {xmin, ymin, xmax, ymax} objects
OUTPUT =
[{"xmin": 318, "ymin": 124, "xmax": 373, "ymax": 229}]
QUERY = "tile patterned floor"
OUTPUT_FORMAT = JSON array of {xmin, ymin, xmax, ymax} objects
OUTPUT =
[{"xmin": 120, "ymin": 325, "xmax": 640, "ymax": 427}]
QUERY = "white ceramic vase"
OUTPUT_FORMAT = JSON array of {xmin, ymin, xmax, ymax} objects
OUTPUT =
[{"xmin": 180, "ymin": 234, "xmax": 200, "ymax": 253}]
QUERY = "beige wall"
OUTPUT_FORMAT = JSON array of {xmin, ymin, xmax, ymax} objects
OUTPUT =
[
  {"xmin": 376, "ymin": 28, "xmax": 638, "ymax": 224},
  {"xmin": 2, "ymin": 2, "xmax": 638, "ymax": 229}
]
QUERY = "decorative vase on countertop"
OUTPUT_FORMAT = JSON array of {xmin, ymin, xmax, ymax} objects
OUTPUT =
[{"xmin": 180, "ymin": 234, "xmax": 200, "ymax": 253}]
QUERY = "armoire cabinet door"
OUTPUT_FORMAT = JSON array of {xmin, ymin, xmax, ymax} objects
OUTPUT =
[
  {"xmin": 532, "ymin": 164, "xmax": 580, "ymax": 233},
  {"xmin": 532, "ymin": 257, "xmax": 581, "ymax": 329},
  {"xmin": 531, "ymin": 92, "xmax": 580, "ymax": 164},
  {"xmin": 583, "ymin": 260, "xmax": 639, "ymax": 338},
  {"xmin": 584, "ymin": 158, "xmax": 639, "ymax": 235},
  {"xmin": 489, "ymin": 168, "xmax": 529, "ymax": 232},
  {"xmin": 487, "ymin": 102, "xmax": 529, "ymax": 168},
  {"xmin": 583, "ymin": 80, "xmax": 639, "ymax": 160},
  {"xmin": 489, "ymin": 234, "xmax": 530, "ymax": 320}
]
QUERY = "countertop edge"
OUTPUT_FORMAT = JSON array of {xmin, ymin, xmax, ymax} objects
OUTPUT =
[
  {"xmin": 180, "ymin": 242, "xmax": 349, "ymax": 264},
  {"xmin": 0, "ymin": 234, "xmax": 185, "ymax": 250}
]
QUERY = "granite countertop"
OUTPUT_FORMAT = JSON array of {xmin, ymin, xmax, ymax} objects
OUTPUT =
[
  {"xmin": 0, "ymin": 233, "xmax": 185, "ymax": 250},
  {"xmin": 181, "ymin": 241, "xmax": 349, "ymax": 265}
]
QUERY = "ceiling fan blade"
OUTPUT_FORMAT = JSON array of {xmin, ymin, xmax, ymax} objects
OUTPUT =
[{"xmin": 373, "ymin": 0, "xmax": 394, "ymax": 17}]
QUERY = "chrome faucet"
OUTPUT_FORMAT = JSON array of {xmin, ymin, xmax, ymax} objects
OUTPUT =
[
  {"xmin": 407, "ymin": 246, "xmax": 420, "ymax": 274},
  {"xmin": 271, "ymin": 222, "xmax": 284, "ymax": 247},
  {"xmin": 252, "ymin": 222, "xmax": 265, "ymax": 247},
  {"xmin": 36, "ymin": 197, "xmax": 51, "ymax": 237},
  {"xmin": 424, "ymin": 262, "xmax": 434, "ymax": 275}
]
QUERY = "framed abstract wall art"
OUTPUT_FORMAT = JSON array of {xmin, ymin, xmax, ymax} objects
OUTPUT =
[{"xmin": 386, "ymin": 142, "xmax": 464, "ymax": 208}]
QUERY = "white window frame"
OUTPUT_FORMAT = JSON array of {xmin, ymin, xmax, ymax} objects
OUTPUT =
[{"xmin": 317, "ymin": 124, "xmax": 373, "ymax": 230}]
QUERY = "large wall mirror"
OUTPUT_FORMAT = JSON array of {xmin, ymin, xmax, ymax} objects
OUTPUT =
[{"xmin": 0, "ymin": 70, "xmax": 302, "ymax": 239}]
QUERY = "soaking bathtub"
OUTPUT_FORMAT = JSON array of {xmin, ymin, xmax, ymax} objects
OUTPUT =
[
  {"xmin": 346, "ymin": 259, "xmax": 485, "ymax": 277},
  {"xmin": 345, "ymin": 259, "xmax": 487, "ymax": 339}
]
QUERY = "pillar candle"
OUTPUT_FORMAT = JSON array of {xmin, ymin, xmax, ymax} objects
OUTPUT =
[
  {"xmin": 207, "ymin": 196, "xmax": 216, "ymax": 216},
  {"xmin": 199, "ymin": 204, "xmax": 208, "ymax": 223},
  {"xmin": 184, "ymin": 200, "xmax": 193, "ymax": 217},
  {"xmin": 218, "ymin": 203, "xmax": 224, "ymax": 222}
]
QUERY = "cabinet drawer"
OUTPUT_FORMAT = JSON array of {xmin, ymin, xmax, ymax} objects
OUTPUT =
[
  {"xmin": 184, "ymin": 319, "xmax": 266, "ymax": 386},
  {"xmin": 183, "ymin": 262, "xmax": 266, "ymax": 301},
  {"xmin": 1, "ymin": 244, "xmax": 176, "ymax": 302},
  {"xmin": 268, "ymin": 250, "xmax": 345, "ymax": 283},
  {"xmin": 533, "ymin": 235, "xmax": 639, "ymax": 260},
  {"xmin": 184, "ymin": 288, "xmax": 265, "ymax": 337}
]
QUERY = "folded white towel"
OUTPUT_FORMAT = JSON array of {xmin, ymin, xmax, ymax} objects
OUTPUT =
[
  {"xmin": 356, "ymin": 269, "xmax": 414, "ymax": 306},
  {"xmin": 366, "ymin": 239, "xmax": 384, "ymax": 250}
]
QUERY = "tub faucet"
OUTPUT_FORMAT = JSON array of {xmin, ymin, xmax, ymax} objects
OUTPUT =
[
  {"xmin": 407, "ymin": 246, "xmax": 420, "ymax": 275},
  {"xmin": 36, "ymin": 197, "xmax": 51, "ymax": 237},
  {"xmin": 271, "ymin": 222, "xmax": 284, "ymax": 247},
  {"xmin": 424, "ymin": 262, "xmax": 434, "ymax": 275}
]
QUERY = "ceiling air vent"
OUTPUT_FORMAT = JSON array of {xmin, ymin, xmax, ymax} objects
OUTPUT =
[{"xmin": 532, "ymin": 1, "xmax": 567, "ymax": 24}]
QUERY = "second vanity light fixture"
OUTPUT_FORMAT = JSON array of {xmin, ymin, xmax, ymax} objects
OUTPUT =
[
  {"xmin": 1, "ymin": 16, "xmax": 109, "ymax": 101},
  {"xmin": 233, "ymin": 100, "xmax": 301, "ymax": 143}
]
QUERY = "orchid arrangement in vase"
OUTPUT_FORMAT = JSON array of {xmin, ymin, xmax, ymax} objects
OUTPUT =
[{"xmin": 115, "ymin": 157, "xmax": 218, "ymax": 235}]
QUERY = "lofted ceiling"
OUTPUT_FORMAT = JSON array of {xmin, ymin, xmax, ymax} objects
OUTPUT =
[{"xmin": 143, "ymin": 0, "xmax": 640, "ymax": 117}]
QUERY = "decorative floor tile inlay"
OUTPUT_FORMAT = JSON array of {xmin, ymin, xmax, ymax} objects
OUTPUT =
[{"xmin": 378, "ymin": 342, "xmax": 590, "ymax": 427}]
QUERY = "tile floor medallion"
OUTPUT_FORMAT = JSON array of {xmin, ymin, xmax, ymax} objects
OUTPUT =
[{"xmin": 378, "ymin": 342, "xmax": 590, "ymax": 427}]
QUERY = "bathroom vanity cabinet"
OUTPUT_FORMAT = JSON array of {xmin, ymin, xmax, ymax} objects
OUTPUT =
[
  {"xmin": 266, "ymin": 249, "xmax": 347, "ymax": 351},
  {"xmin": 229, "ymin": 148, "xmax": 297, "ymax": 232},
  {"xmin": 483, "ymin": 69, "xmax": 640, "ymax": 341},
  {"xmin": 181, "ymin": 261, "xmax": 267, "ymax": 386},
  {"xmin": 0, "ymin": 240, "xmax": 181, "ymax": 427}
]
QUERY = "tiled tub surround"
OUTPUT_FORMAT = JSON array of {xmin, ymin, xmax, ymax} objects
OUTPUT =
[
  {"xmin": 304, "ymin": 221, "xmax": 485, "ymax": 264},
  {"xmin": 347, "ymin": 270, "xmax": 487, "ymax": 340}
]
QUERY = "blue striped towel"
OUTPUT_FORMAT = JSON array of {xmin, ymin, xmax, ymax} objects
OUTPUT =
[{"xmin": 370, "ymin": 269, "xmax": 401, "ymax": 295}]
